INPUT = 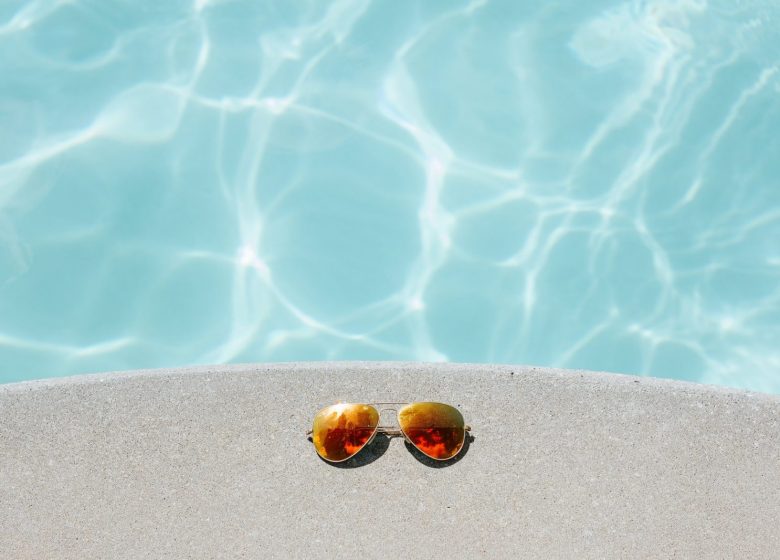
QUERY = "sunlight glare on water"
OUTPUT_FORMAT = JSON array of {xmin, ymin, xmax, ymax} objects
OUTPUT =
[{"xmin": 0, "ymin": 0, "xmax": 779, "ymax": 392}]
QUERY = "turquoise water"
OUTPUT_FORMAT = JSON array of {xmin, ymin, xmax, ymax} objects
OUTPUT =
[{"xmin": 1, "ymin": 1, "xmax": 779, "ymax": 392}]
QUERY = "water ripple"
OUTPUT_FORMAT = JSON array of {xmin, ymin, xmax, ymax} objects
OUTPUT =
[{"xmin": 1, "ymin": 0, "xmax": 779, "ymax": 393}]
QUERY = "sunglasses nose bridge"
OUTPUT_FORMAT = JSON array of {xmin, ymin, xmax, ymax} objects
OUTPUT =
[{"xmin": 377, "ymin": 407, "xmax": 399, "ymax": 427}]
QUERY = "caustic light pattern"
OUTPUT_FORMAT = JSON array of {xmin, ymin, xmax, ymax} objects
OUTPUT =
[{"xmin": 1, "ymin": 1, "xmax": 780, "ymax": 393}]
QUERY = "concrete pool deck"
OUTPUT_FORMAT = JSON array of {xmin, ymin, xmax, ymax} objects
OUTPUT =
[{"xmin": 1, "ymin": 362, "xmax": 778, "ymax": 558}]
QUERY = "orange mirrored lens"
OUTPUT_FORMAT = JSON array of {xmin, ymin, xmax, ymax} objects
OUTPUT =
[
  {"xmin": 312, "ymin": 403, "xmax": 379, "ymax": 462},
  {"xmin": 398, "ymin": 402, "xmax": 465, "ymax": 460}
]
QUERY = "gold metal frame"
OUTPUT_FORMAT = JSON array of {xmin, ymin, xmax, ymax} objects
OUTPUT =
[{"xmin": 307, "ymin": 402, "xmax": 472, "ymax": 463}]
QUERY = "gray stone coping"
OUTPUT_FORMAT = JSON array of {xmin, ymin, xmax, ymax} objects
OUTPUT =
[{"xmin": 1, "ymin": 362, "xmax": 778, "ymax": 559}]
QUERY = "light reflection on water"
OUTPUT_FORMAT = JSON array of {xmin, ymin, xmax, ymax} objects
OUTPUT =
[{"xmin": 0, "ymin": 0, "xmax": 779, "ymax": 392}]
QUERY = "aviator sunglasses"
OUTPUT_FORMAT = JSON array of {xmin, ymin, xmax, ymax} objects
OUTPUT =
[{"xmin": 308, "ymin": 402, "xmax": 471, "ymax": 462}]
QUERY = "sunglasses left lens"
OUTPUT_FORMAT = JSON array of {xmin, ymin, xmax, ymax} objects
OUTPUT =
[{"xmin": 312, "ymin": 403, "xmax": 380, "ymax": 462}]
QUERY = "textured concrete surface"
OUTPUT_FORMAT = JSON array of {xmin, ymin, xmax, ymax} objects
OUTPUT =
[{"xmin": 1, "ymin": 362, "xmax": 779, "ymax": 559}]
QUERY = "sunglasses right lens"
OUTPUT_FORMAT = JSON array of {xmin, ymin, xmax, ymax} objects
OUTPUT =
[
  {"xmin": 398, "ymin": 402, "xmax": 466, "ymax": 460},
  {"xmin": 312, "ymin": 403, "xmax": 379, "ymax": 462}
]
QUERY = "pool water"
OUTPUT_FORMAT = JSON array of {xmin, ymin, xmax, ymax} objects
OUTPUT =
[{"xmin": 1, "ymin": 0, "xmax": 779, "ymax": 392}]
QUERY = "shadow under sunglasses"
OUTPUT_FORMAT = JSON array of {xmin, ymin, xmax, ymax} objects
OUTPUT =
[{"xmin": 309, "ymin": 432, "xmax": 475, "ymax": 469}]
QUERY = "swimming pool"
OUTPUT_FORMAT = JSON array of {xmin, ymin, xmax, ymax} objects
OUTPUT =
[{"xmin": 1, "ymin": 0, "xmax": 779, "ymax": 392}]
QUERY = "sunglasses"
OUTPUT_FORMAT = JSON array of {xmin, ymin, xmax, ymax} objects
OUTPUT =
[{"xmin": 308, "ymin": 402, "xmax": 471, "ymax": 463}]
